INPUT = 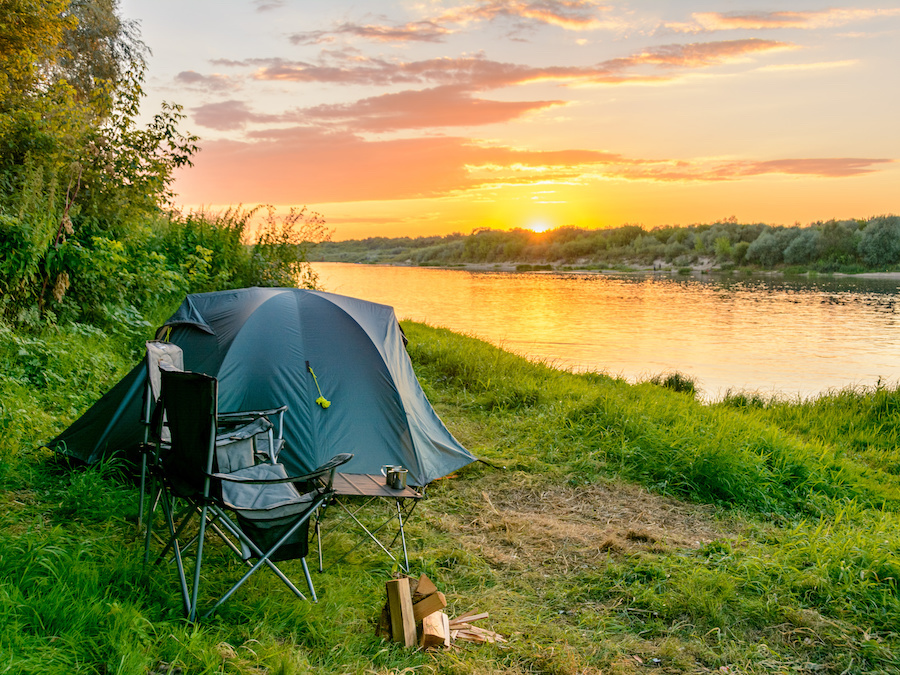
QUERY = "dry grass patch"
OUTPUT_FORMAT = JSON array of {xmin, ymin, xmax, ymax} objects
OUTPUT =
[{"xmin": 434, "ymin": 473, "xmax": 733, "ymax": 573}]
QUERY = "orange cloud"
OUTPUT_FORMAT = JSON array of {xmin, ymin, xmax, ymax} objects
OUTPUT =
[
  {"xmin": 670, "ymin": 8, "xmax": 900, "ymax": 33},
  {"xmin": 192, "ymin": 100, "xmax": 282, "ymax": 130},
  {"xmin": 730, "ymin": 158, "xmax": 893, "ymax": 178},
  {"xmin": 174, "ymin": 126, "xmax": 891, "ymax": 208},
  {"xmin": 301, "ymin": 85, "xmax": 565, "ymax": 131},
  {"xmin": 192, "ymin": 86, "xmax": 563, "ymax": 132},
  {"xmin": 605, "ymin": 157, "xmax": 893, "ymax": 182},
  {"xmin": 439, "ymin": 0, "xmax": 612, "ymax": 31},
  {"xmin": 191, "ymin": 38, "xmax": 785, "ymax": 134}
]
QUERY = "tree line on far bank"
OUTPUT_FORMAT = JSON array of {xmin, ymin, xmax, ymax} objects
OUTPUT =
[{"xmin": 312, "ymin": 215, "xmax": 900, "ymax": 273}]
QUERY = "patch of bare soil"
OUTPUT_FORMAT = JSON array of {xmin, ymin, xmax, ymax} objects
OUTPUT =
[{"xmin": 438, "ymin": 475, "xmax": 733, "ymax": 573}]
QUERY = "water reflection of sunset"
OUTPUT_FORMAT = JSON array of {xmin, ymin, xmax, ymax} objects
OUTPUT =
[{"xmin": 314, "ymin": 263, "xmax": 900, "ymax": 401}]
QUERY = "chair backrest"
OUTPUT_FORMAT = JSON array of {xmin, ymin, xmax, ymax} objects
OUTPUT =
[
  {"xmin": 158, "ymin": 369, "xmax": 217, "ymax": 496},
  {"xmin": 143, "ymin": 342, "xmax": 185, "ymax": 442},
  {"xmin": 146, "ymin": 341, "xmax": 185, "ymax": 403}
]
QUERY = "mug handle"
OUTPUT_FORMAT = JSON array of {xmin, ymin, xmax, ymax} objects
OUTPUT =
[{"xmin": 380, "ymin": 465, "xmax": 391, "ymax": 476}]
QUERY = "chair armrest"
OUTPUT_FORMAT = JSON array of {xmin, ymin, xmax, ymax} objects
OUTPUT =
[
  {"xmin": 312, "ymin": 452, "xmax": 353, "ymax": 491},
  {"xmin": 218, "ymin": 405, "xmax": 288, "ymax": 423},
  {"xmin": 215, "ymin": 416, "xmax": 272, "ymax": 443},
  {"xmin": 210, "ymin": 453, "xmax": 353, "ymax": 486},
  {"xmin": 211, "ymin": 472, "xmax": 322, "ymax": 486}
]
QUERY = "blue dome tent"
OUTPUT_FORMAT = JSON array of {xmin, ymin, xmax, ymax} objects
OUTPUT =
[{"xmin": 51, "ymin": 287, "xmax": 475, "ymax": 486}]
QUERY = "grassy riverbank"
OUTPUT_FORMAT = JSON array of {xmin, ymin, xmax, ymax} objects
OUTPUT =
[{"xmin": 2, "ymin": 320, "xmax": 900, "ymax": 674}]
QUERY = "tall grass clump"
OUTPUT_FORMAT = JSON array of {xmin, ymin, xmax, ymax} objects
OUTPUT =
[
  {"xmin": 720, "ymin": 383, "xmax": 900, "ymax": 477},
  {"xmin": 648, "ymin": 371, "xmax": 699, "ymax": 397}
]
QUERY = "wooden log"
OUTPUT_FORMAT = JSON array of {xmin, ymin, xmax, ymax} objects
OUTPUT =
[
  {"xmin": 416, "ymin": 574, "xmax": 438, "ymax": 597},
  {"xmin": 420, "ymin": 611, "xmax": 448, "ymax": 648},
  {"xmin": 413, "ymin": 591, "xmax": 447, "ymax": 623},
  {"xmin": 385, "ymin": 579, "xmax": 417, "ymax": 647}
]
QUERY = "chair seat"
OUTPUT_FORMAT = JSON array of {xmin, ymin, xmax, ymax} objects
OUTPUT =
[{"xmin": 221, "ymin": 463, "xmax": 315, "ymax": 520}]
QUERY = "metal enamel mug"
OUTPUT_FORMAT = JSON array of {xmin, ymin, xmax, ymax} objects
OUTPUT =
[{"xmin": 380, "ymin": 465, "xmax": 407, "ymax": 490}]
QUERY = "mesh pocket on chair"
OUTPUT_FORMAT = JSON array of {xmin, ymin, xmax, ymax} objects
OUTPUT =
[{"xmin": 234, "ymin": 512, "xmax": 310, "ymax": 562}]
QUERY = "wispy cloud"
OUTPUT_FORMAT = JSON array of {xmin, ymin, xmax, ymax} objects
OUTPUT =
[
  {"xmin": 288, "ymin": 0, "xmax": 616, "ymax": 45},
  {"xmin": 192, "ymin": 100, "xmax": 281, "ymax": 130},
  {"xmin": 191, "ymin": 38, "xmax": 790, "ymax": 134},
  {"xmin": 727, "ymin": 158, "xmax": 892, "ymax": 179},
  {"xmin": 175, "ymin": 70, "xmax": 240, "ymax": 93},
  {"xmin": 289, "ymin": 21, "xmax": 450, "ymax": 45},
  {"xmin": 757, "ymin": 59, "xmax": 858, "ymax": 73},
  {"xmin": 253, "ymin": 0, "xmax": 285, "ymax": 11},
  {"xmin": 237, "ymin": 39, "xmax": 789, "ymax": 90},
  {"xmin": 439, "ymin": 0, "xmax": 614, "ymax": 31},
  {"xmin": 668, "ymin": 8, "xmax": 900, "ymax": 33}
]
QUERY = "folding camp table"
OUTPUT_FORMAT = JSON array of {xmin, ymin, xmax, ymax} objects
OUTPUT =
[{"xmin": 314, "ymin": 473, "xmax": 423, "ymax": 573}]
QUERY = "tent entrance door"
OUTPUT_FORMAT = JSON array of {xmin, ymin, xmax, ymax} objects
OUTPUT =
[{"xmin": 314, "ymin": 473, "xmax": 423, "ymax": 573}]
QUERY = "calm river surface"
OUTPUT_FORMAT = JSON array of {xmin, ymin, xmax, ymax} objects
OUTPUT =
[{"xmin": 313, "ymin": 262, "xmax": 900, "ymax": 401}]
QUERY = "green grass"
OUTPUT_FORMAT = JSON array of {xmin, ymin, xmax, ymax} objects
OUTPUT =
[{"xmin": 2, "ymin": 319, "xmax": 900, "ymax": 673}]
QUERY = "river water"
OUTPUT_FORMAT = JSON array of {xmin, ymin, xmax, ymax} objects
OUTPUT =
[{"xmin": 312, "ymin": 262, "xmax": 900, "ymax": 401}]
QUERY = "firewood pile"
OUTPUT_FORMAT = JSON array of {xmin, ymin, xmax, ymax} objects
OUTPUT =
[{"xmin": 376, "ymin": 574, "xmax": 506, "ymax": 650}]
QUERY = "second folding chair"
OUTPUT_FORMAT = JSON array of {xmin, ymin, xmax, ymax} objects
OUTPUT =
[{"xmin": 146, "ymin": 368, "xmax": 351, "ymax": 620}]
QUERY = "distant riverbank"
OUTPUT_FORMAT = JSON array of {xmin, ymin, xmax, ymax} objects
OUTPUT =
[
  {"xmin": 312, "ymin": 216, "xmax": 900, "ymax": 276},
  {"xmin": 351, "ymin": 258, "xmax": 900, "ymax": 281}
]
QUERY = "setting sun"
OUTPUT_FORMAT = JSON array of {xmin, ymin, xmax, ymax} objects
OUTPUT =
[{"xmin": 528, "ymin": 221, "xmax": 553, "ymax": 233}]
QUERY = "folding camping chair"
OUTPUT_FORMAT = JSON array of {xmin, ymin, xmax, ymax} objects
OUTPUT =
[{"xmin": 146, "ymin": 368, "xmax": 351, "ymax": 620}]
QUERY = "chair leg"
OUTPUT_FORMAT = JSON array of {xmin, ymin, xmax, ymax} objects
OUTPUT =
[
  {"xmin": 142, "ymin": 478, "xmax": 160, "ymax": 566},
  {"xmin": 301, "ymin": 557, "xmax": 317, "ymax": 602},
  {"xmin": 316, "ymin": 512, "xmax": 324, "ymax": 573},
  {"xmin": 396, "ymin": 499, "xmax": 410, "ymax": 574},
  {"xmin": 159, "ymin": 491, "xmax": 192, "ymax": 616},
  {"xmin": 189, "ymin": 503, "xmax": 210, "ymax": 622},
  {"xmin": 138, "ymin": 454, "xmax": 147, "ymax": 529}
]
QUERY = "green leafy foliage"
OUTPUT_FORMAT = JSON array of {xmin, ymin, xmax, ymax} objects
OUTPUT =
[
  {"xmin": 0, "ymin": 0, "xmax": 199, "ymax": 323},
  {"xmin": 314, "ymin": 216, "xmax": 898, "ymax": 274}
]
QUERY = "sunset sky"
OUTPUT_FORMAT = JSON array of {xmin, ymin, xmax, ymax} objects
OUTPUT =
[{"xmin": 120, "ymin": 1, "xmax": 900, "ymax": 240}]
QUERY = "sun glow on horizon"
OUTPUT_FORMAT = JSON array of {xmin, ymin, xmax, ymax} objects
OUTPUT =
[{"xmin": 528, "ymin": 221, "xmax": 553, "ymax": 233}]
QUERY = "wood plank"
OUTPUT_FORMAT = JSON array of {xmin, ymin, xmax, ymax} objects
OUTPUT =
[
  {"xmin": 420, "ymin": 611, "xmax": 447, "ymax": 648},
  {"xmin": 441, "ymin": 612, "xmax": 451, "ymax": 648},
  {"xmin": 455, "ymin": 630, "xmax": 487, "ymax": 643},
  {"xmin": 385, "ymin": 579, "xmax": 417, "ymax": 647},
  {"xmin": 449, "ymin": 611, "xmax": 488, "ymax": 626},
  {"xmin": 413, "ymin": 591, "xmax": 447, "ymax": 623}
]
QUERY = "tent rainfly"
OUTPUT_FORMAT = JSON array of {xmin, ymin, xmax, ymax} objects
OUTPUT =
[{"xmin": 51, "ymin": 287, "xmax": 475, "ymax": 486}]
